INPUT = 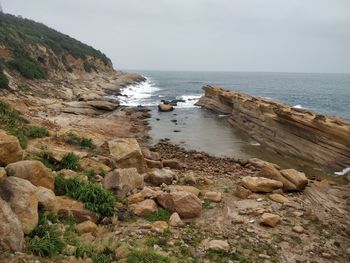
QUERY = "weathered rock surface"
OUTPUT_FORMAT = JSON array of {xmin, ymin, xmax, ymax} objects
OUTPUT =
[
  {"xmin": 158, "ymin": 103, "xmax": 174, "ymax": 112},
  {"xmin": 260, "ymin": 213, "xmax": 281, "ymax": 227},
  {"xmin": 54, "ymin": 196, "xmax": 98, "ymax": 223},
  {"xmin": 36, "ymin": 186, "xmax": 56, "ymax": 210},
  {"xmin": 242, "ymin": 176, "xmax": 283, "ymax": 193},
  {"xmin": 157, "ymin": 191, "xmax": 202, "ymax": 218},
  {"xmin": 196, "ymin": 85, "xmax": 350, "ymax": 170},
  {"xmin": 162, "ymin": 159, "xmax": 182, "ymax": 170},
  {"xmin": 203, "ymin": 191, "xmax": 222, "ymax": 202},
  {"xmin": 168, "ymin": 185, "xmax": 200, "ymax": 196},
  {"xmin": 280, "ymin": 169, "xmax": 308, "ymax": 191},
  {"xmin": 169, "ymin": 212, "xmax": 184, "ymax": 227},
  {"xmin": 0, "ymin": 177, "xmax": 38, "ymax": 234},
  {"xmin": 130, "ymin": 199, "xmax": 158, "ymax": 216},
  {"xmin": 0, "ymin": 197, "xmax": 24, "ymax": 252},
  {"xmin": 269, "ymin": 193, "xmax": 289, "ymax": 204},
  {"xmin": 108, "ymin": 138, "xmax": 147, "ymax": 173},
  {"xmin": 76, "ymin": 220, "xmax": 98, "ymax": 235},
  {"xmin": 144, "ymin": 168, "xmax": 175, "ymax": 186},
  {"xmin": 6, "ymin": 160, "xmax": 54, "ymax": 190},
  {"xmin": 0, "ymin": 130, "xmax": 23, "ymax": 166},
  {"xmin": 103, "ymin": 168, "xmax": 144, "ymax": 197}
]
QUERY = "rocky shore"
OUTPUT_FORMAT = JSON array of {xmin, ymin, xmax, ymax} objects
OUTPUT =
[
  {"xmin": 196, "ymin": 85, "xmax": 350, "ymax": 171},
  {"xmin": 0, "ymin": 71, "xmax": 350, "ymax": 263}
]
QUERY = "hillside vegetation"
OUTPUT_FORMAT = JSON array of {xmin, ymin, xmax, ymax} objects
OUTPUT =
[{"xmin": 0, "ymin": 13, "xmax": 112, "ymax": 85}]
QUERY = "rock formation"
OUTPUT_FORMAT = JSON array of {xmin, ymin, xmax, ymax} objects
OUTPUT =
[{"xmin": 196, "ymin": 85, "xmax": 350, "ymax": 170}]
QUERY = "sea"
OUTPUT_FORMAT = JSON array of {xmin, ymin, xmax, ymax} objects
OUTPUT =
[{"xmin": 114, "ymin": 70, "xmax": 350, "ymax": 178}]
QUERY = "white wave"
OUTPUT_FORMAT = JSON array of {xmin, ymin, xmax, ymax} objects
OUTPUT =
[
  {"xmin": 115, "ymin": 77, "xmax": 160, "ymax": 107},
  {"xmin": 292, "ymin": 105, "xmax": 304, "ymax": 109},
  {"xmin": 334, "ymin": 166, "xmax": 350, "ymax": 176},
  {"xmin": 175, "ymin": 95, "xmax": 201, "ymax": 108}
]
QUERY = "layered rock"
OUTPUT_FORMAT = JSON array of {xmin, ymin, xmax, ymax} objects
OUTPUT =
[{"xmin": 196, "ymin": 85, "xmax": 350, "ymax": 170}]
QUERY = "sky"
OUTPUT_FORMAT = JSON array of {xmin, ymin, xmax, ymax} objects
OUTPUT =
[{"xmin": 2, "ymin": 0, "xmax": 350, "ymax": 73}]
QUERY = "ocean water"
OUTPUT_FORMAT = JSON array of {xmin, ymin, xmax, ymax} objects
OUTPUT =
[{"xmin": 116, "ymin": 70, "xmax": 350, "ymax": 178}]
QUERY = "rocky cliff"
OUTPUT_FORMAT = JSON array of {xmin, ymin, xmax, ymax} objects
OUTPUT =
[{"xmin": 196, "ymin": 85, "xmax": 350, "ymax": 171}]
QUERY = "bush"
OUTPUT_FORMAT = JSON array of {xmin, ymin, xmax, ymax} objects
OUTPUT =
[
  {"xmin": 83, "ymin": 61, "xmax": 97, "ymax": 73},
  {"xmin": 28, "ymin": 210, "xmax": 65, "ymax": 257},
  {"xmin": 54, "ymin": 174, "xmax": 116, "ymax": 217},
  {"xmin": 27, "ymin": 125, "xmax": 49, "ymax": 138},
  {"xmin": 7, "ymin": 55, "xmax": 47, "ymax": 79},
  {"xmin": 127, "ymin": 250, "xmax": 172, "ymax": 263},
  {"xmin": 59, "ymin": 152, "xmax": 81, "ymax": 171},
  {"xmin": 62, "ymin": 132, "xmax": 95, "ymax": 149},
  {"xmin": 0, "ymin": 100, "xmax": 27, "ymax": 148},
  {"xmin": 0, "ymin": 65, "xmax": 9, "ymax": 89}
]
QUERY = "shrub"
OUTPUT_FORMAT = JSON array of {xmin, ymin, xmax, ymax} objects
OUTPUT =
[
  {"xmin": 54, "ymin": 174, "xmax": 116, "ymax": 217},
  {"xmin": 36, "ymin": 151, "xmax": 57, "ymax": 170},
  {"xmin": 127, "ymin": 249, "xmax": 172, "ymax": 263},
  {"xmin": 7, "ymin": 55, "xmax": 47, "ymax": 79},
  {"xmin": 83, "ymin": 61, "xmax": 97, "ymax": 73},
  {"xmin": 28, "ymin": 210, "xmax": 65, "ymax": 257},
  {"xmin": 143, "ymin": 208, "xmax": 171, "ymax": 222},
  {"xmin": 0, "ymin": 100, "xmax": 27, "ymax": 148},
  {"xmin": 0, "ymin": 65, "xmax": 9, "ymax": 89},
  {"xmin": 62, "ymin": 132, "xmax": 96, "ymax": 149},
  {"xmin": 27, "ymin": 125, "xmax": 49, "ymax": 138},
  {"xmin": 59, "ymin": 152, "xmax": 81, "ymax": 171}
]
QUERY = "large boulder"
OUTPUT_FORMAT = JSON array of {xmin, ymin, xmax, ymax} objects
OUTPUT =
[
  {"xmin": 53, "ymin": 196, "xmax": 98, "ymax": 223},
  {"xmin": 256, "ymin": 164, "xmax": 297, "ymax": 191},
  {"xmin": 0, "ymin": 197, "xmax": 24, "ymax": 252},
  {"xmin": 0, "ymin": 130, "xmax": 23, "ymax": 166},
  {"xmin": 108, "ymin": 138, "xmax": 147, "ymax": 173},
  {"xmin": 141, "ymin": 148, "xmax": 161, "ymax": 161},
  {"xmin": 144, "ymin": 168, "xmax": 175, "ymax": 186},
  {"xmin": 130, "ymin": 199, "xmax": 158, "ymax": 216},
  {"xmin": 280, "ymin": 169, "xmax": 308, "ymax": 191},
  {"xmin": 157, "ymin": 191, "xmax": 202, "ymax": 218},
  {"xmin": 6, "ymin": 160, "xmax": 54, "ymax": 190},
  {"xmin": 0, "ymin": 177, "xmax": 38, "ymax": 234},
  {"xmin": 158, "ymin": 103, "xmax": 174, "ymax": 112},
  {"xmin": 168, "ymin": 185, "xmax": 200, "ymax": 196},
  {"xmin": 242, "ymin": 176, "xmax": 283, "ymax": 193},
  {"xmin": 103, "ymin": 168, "xmax": 144, "ymax": 198}
]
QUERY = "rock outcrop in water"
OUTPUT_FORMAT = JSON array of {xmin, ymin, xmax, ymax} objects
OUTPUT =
[{"xmin": 196, "ymin": 85, "xmax": 350, "ymax": 170}]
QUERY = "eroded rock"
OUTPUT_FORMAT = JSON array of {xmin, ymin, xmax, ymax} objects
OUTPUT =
[
  {"xmin": 0, "ymin": 130, "xmax": 23, "ymax": 166},
  {"xmin": 242, "ymin": 176, "xmax": 283, "ymax": 193}
]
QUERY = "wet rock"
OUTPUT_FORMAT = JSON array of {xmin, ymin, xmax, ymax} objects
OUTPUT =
[
  {"xmin": 130, "ymin": 199, "xmax": 158, "ymax": 216},
  {"xmin": 162, "ymin": 159, "xmax": 182, "ymax": 170},
  {"xmin": 6, "ymin": 160, "xmax": 54, "ymax": 190},
  {"xmin": 144, "ymin": 168, "xmax": 175, "ymax": 186},
  {"xmin": 54, "ymin": 196, "xmax": 98, "ymax": 223},
  {"xmin": 280, "ymin": 169, "xmax": 308, "ymax": 191},
  {"xmin": 260, "ymin": 213, "xmax": 281, "ymax": 227},
  {"xmin": 108, "ymin": 138, "xmax": 147, "ymax": 173},
  {"xmin": 0, "ymin": 177, "xmax": 38, "ymax": 234},
  {"xmin": 0, "ymin": 130, "xmax": 23, "ymax": 166},
  {"xmin": 169, "ymin": 212, "xmax": 184, "ymax": 227},
  {"xmin": 103, "ymin": 168, "xmax": 144, "ymax": 198},
  {"xmin": 203, "ymin": 191, "xmax": 222, "ymax": 202},
  {"xmin": 76, "ymin": 220, "xmax": 98, "ymax": 235},
  {"xmin": 0, "ymin": 197, "xmax": 24, "ymax": 252},
  {"xmin": 269, "ymin": 193, "xmax": 289, "ymax": 204},
  {"xmin": 242, "ymin": 176, "xmax": 283, "ymax": 193},
  {"xmin": 158, "ymin": 103, "xmax": 174, "ymax": 112},
  {"xmin": 157, "ymin": 191, "xmax": 202, "ymax": 218},
  {"xmin": 206, "ymin": 240, "xmax": 230, "ymax": 252}
]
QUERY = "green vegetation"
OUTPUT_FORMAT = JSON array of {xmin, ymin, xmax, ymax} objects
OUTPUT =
[
  {"xmin": 54, "ymin": 174, "xmax": 116, "ymax": 217},
  {"xmin": 0, "ymin": 64, "xmax": 9, "ymax": 89},
  {"xmin": 0, "ymin": 13, "xmax": 111, "ymax": 79},
  {"xmin": 28, "ymin": 210, "xmax": 64, "ymax": 257},
  {"xmin": 62, "ymin": 132, "xmax": 96, "ymax": 149},
  {"xmin": 59, "ymin": 152, "xmax": 81, "ymax": 171},
  {"xmin": 207, "ymin": 250, "xmax": 251, "ymax": 263},
  {"xmin": 143, "ymin": 208, "xmax": 171, "ymax": 222},
  {"xmin": 203, "ymin": 200, "xmax": 215, "ymax": 209},
  {"xmin": 27, "ymin": 125, "xmax": 49, "ymax": 138},
  {"xmin": 0, "ymin": 100, "xmax": 27, "ymax": 148},
  {"xmin": 127, "ymin": 249, "xmax": 172, "ymax": 263}
]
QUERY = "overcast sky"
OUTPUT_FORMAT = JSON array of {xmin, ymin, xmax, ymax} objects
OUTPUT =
[{"xmin": 2, "ymin": 0, "xmax": 350, "ymax": 73}]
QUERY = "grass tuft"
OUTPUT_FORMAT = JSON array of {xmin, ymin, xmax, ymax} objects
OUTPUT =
[
  {"xmin": 62, "ymin": 132, "xmax": 95, "ymax": 149},
  {"xmin": 127, "ymin": 249, "xmax": 172, "ymax": 263},
  {"xmin": 27, "ymin": 125, "xmax": 49, "ymax": 138},
  {"xmin": 143, "ymin": 208, "xmax": 171, "ymax": 222}
]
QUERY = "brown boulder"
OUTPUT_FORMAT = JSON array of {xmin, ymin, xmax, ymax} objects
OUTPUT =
[
  {"xmin": 0, "ymin": 167, "xmax": 6, "ymax": 181},
  {"xmin": 36, "ymin": 186, "xmax": 56, "ymax": 210},
  {"xmin": 145, "ymin": 168, "xmax": 175, "ymax": 186},
  {"xmin": 169, "ymin": 212, "xmax": 184, "ymax": 227},
  {"xmin": 235, "ymin": 185, "xmax": 252, "ymax": 199},
  {"xmin": 0, "ymin": 197, "xmax": 24, "ymax": 252},
  {"xmin": 108, "ymin": 138, "xmax": 147, "ymax": 173},
  {"xmin": 0, "ymin": 177, "xmax": 38, "ymax": 234},
  {"xmin": 141, "ymin": 148, "xmax": 161, "ymax": 161},
  {"xmin": 157, "ymin": 191, "xmax": 202, "ymax": 218},
  {"xmin": 168, "ymin": 185, "xmax": 200, "ymax": 196},
  {"xmin": 158, "ymin": 103, "xmax": 174, "ymax": 112},
  {"xmin": 6, "ymin": 160, "xmax": 54, "ymax": 190},
  {"xmin": 76, "ymin": 220, "xmax": 98, "ymax": 235},
  {"xmin": 280, "ymin": 169, "xmax": 308, "ymax": 191},
  {"xmin": 256, "ymin": 164, "xmax": 297, "ymax": 191},
  {"xmin": 0, "ymin": 130, "xmax": 23, "ymax": 166},
  {"xmin": 162, "ymin": 159, "xmax": 182, "ymax": 170},
  {"xmin": 54, "ymin": 196, "xmax": 98, "ymax": 223},
  {"xmin": 130, "ymin": 199, "xmax": 158, "ymax": 216},
  {"xmin": 242, "ymin": 176, "xmax": 283, "ymax": 193},
  {"xmin": 127, "ymin": 192, "xmax": 145, "ymax": 204},
  {"xmin": 260, "ymin": 213, "xmax": 281, "ymax": 227},
  {"xmin": 203, "ymin": 191, "xmax": 222, "ymax": 202},
  {"xmin": 145, "ymin": 159, "xmax": 163, "ymax": 169},
  {"xmin": 103, "ymin": 168, "xmax": 144, "ymax": 198}
]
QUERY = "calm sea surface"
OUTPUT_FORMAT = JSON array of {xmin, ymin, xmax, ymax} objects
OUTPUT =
[{"xmin": 117, "ymin": 70, "xmax": 350, "ymax": 178}]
